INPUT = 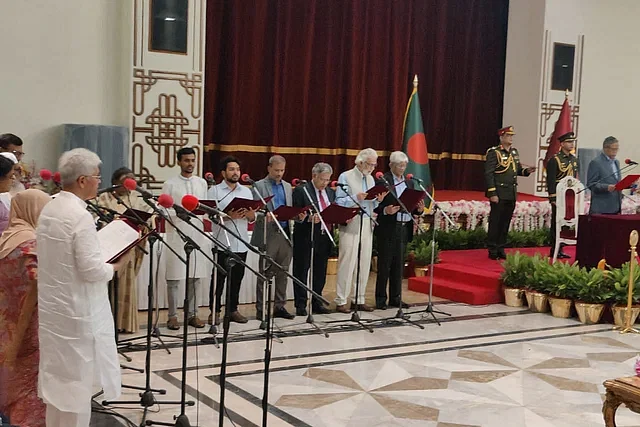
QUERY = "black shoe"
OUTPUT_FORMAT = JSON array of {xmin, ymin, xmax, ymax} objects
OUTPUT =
[
  {"xmin": 488, "ymin": 253, "xmax": 499, "ymax": 260},
  {"xmin": 497, "ymin": 252, "xmax": 507, "ymax": 260},
  {"xmin": 273, "ymin": 307, "xmax": 295, "ymax": 319},
  {"xmin": 376, "ymin": 303, "xmax": 388, "ymax": 310},
  {"xmin": 389, "ymin": 301, "xmax": 410, "ymax": 309},
  {"xmin": 296, "ymin": 307, "xmax": 308, "ymax": 316},
  {"xmin": 312, "ymin": 306, "xmax": 331, "ymax": 315}
]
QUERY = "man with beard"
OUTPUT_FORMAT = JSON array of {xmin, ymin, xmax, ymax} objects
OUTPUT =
[
  {"xmin": 162, "ymin": 147, "xmax": 209, "ymax": 330},
  {"xmin": 334, "ymin": 148, "xmax": 386, "ymax": 313},
  {"xmin": 207, "ymin": 156, "xmax": 255, "ymax": 325}
]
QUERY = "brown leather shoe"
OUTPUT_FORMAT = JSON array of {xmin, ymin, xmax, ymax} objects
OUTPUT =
[
  {"xmin": 336, "ymin": 304, "xmax": 350, "ymax": 313},
  {"xmin": 356, "ymin": 304, "xmax": 374, "ymax": 312},
  {"xmin": 167, "ymin": 316, "xmax": 180, "ymax": 330},
  {"xmin": 188, "ymin": 316, "xmax": 205, "ymax": 328},
  {"xmin": 229, "ymin": 311, "xmax": 248, "ymax": 323}
]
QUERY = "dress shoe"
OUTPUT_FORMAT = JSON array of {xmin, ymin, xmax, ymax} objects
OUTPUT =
[
  {"xmin": 188, "ymin": 316, "xmax": 205, "ymax": 328},
  {"xmin": 336, "ymin": 304, "xmax": 350, "ymax": 313},
  {"xmin": 296, "ymin": 307, "xmax": 308, "ymax": 316},
  {"xmin": 356, "ymin": 303, "xmax": 374, "ymax": 312},
  {"xmin": 229, "ymin": 311, "xmax": 248, "ymax": 323},
  {"xmin": 312, "ymin": 306, "xmax": 331, "ymax": 315},
  {"xmin": 498, "ymin": 252, "xmax": 507, "ymax": 260},
  {"xmin": 488, "ymin": 253, "xmax": 499, "ymax": 260},
  {"xmin": 376, "ymin": 303, "xmax": 388, "ymax": 310},
  {"xmin": 389, "ymin": 301, "xmax": 410, "ymax": 309},
  {"xmin": 273, "ymin": 307, "xmax": 295, "ymax": 319},
  {"xmin": 167, "ymin": 316, "xmax": 180, "ymax": 330}
]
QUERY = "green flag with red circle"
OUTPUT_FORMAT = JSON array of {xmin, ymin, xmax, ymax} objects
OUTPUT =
[{"xmin": 401, "ymin": 81, "xmax": 433, "ymax": 206}]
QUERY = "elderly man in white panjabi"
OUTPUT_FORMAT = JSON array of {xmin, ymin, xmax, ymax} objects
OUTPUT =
[
  {"xmin": 37, "ymin": 148, "xmax": 126, "ymax": 427},
  {"xmin": 334, "ymin": 148, "xmax": 385, "ymax": 313}
]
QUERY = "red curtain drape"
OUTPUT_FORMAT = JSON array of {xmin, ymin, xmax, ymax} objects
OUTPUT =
[{"xmin": 204, "ymin": 0, "xmax": 509, "ymax": 190}]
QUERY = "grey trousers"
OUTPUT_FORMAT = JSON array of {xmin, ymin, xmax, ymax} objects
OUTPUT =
[
  {"xmin": 167, "ymin": 278, "xmax": 201, "ymax": 318},
  {"xmin": 255, "ymin": 231, "xmax": 292, "ymax": 314}
]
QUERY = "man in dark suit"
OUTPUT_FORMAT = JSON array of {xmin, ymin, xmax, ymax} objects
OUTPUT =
[
  {"xmin": 292, "ymin": 162, "xmax": 336, "ymax": 316},
  {"xmin": 250, "ymin": 155, "xmax": 303, "ymax": 320},
  {"xmin": 374, "ymin": 151, "xmax": 425, "ymax": 310},
  {"xmin": 586, "ymin": 136, "xmax": 622, "ymax": 214},
  {"xmin": 485, "ymin": 126, "xmax": 536, "ymax": 260}
]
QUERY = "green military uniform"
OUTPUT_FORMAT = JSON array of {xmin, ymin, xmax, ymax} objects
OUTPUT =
[
  {"xmin": 484, "ymin": 127, "xmax": 531, "ymax": 259},
  {"xmin": 546, "ymin": 146, "xmax": 578, "ymax": 257}
]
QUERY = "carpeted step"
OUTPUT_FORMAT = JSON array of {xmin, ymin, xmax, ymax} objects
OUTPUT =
[
  {"xmin": 431, "ymin": 263, "xmax": 501, "ymax": 289},
  {"xmin": 408, "ymin": 276, "xmax": 503, "ymax": 305}
]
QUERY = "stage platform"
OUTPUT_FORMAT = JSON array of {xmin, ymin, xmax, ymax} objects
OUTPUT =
[
  {"xmin": 434, "ymin": 190, "xmax": 545, "ymax": 202},
  {"xmin": 408, "ymin": 245, "xmax": 576, "ymax": 305}
]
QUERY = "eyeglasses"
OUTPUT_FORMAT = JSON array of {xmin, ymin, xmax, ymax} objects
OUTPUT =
[
  {"xmin": 365, "ymin": 162, "xmax": 377, "ymax": 168},
  {"xmin": 81, "ymin": 174, "xmax": 102, "ymax": 180}
]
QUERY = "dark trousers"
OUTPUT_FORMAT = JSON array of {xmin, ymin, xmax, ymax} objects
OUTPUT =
[
  {"xmin": 375, "ymin": 223, "xmax": 410, "ymax": 306},
  {"xmin": 211, "ymin": 251, "xmax": 247, "ymax": 314},
  {"xmin": 487, "ymin": 199, "xmax": 516, "ymax": 255},
  {"xmin": 292, "ymin": 233, "xmax": 331, "ymax": 310}
]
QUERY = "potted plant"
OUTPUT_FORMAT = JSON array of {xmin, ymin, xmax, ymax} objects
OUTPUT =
[
  {"xmin": 525, "ymin": 254, "xmax": 552, "ymax": 313},
  {"xmin": 327, "ymin": 228, "xmax": 339, "ymax": 275},
  {"xmin": 608, "ymin": 262, "xmax": 640, "ymax": 327},
  {"xmin": 546, "ymin": 262, "xmax": 580, "ymax": 318},
  {"xmin": 574, "ymin": 267, "xmax": 612, "ymax": 324},
  {"xmin": 411, "ymin": 240, "xmax": 439, "ymax": 277},
  {"xmin": 500, "ymin": 252, "xmax": 533, "ymax": 307}
]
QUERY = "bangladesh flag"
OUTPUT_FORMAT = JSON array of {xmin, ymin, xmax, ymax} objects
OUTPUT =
[{"xmin": 402, "ymin": 75, "xmax": 433, "ymax": 208}]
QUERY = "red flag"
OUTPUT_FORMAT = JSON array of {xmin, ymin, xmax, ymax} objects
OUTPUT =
[{"xmin": 543, "ymin": 97, "xmax": 572, "ymax": 168}]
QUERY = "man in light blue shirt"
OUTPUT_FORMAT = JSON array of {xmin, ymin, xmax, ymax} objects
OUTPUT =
[{"xmin": 207, "ymin": 156, "xmax": 255, "ymax": 325}]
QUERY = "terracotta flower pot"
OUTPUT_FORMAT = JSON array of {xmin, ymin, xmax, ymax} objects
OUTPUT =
[
  {"xmin": 525, "ymin": 290, "xmax": 549, "ymax": 313},
  {"xmin": 548, "ymin": 297, "xmax": 573, "ymax": 318},
  {"xmin": 574, "ymin": 302, "xmax": 605, "ymax": 324},
  {"xmin": 503, "ymin": 287, "xmax": 525, "ymax": 307},
  {"xmin": 326, "ymin": 257, "xmax": 338, "ymax": 275},
  {"xmin": 611, "ymin": 304, "xmax": 640, "ymax": 327}
]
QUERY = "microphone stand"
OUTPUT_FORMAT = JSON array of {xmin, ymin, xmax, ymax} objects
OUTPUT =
[
  {"xmin": 404, "ymin": 179, "xmax": 457, "ymax": 324},
  {"xmin": 324, "ymin": 182, "xmax": 378, "ymax": 333},
  {"xmin": 577, "ymin": 162, "xmax": 636, "ymax": 194},
  {"xmin": 101, "ymin": 196, "xmax": 186, "ymax": 425},
  {"xmin": 299, "ymin": 183, "xmax": 334, "ymax": 338},
  {"xmin": 372, "ymin": 176, "xmax": 425, "ymax": 330}
]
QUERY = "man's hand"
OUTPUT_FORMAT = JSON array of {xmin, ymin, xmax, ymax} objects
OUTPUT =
[
  {"xmin": 245, "ymin": 208, "xmax": 256, "ymax": 222},
  {"xmin": 266, "ymin": 212, "xmax": 275, "ymax": 222},
  {"xmin": 297, "ymin": 211, "xmax": 308, "ymax": 221},
  {"xmin": 356, "ymin": 192, "xmax": 367, "ymax": 201},
  {"xmin": 490, "ymin": 196, "xmax": 499, "ymax": 203},
  {"xmin": 608, "ymin": 184, "xmax": 617, "ymax": 192},
  {"xmin": 384, "ymin": 205, "xmax": 401, "ymax": 215},
  {"xmin": 312, "ymin": 213, "xmax": 321, "ymax": 224},
  {"xmin": 228, "ymin": 208, "xmax": 246, "ymax": 220},
  {"xmin": 551, "ymin": 201, "xmax": 556, "ymax": 206},
  {"xmin": 111, "ymin": 257, "xmax": 128, "ymax": 272},
  {"xmin": 416, "ymin": 199, "xmax": 425, "ymax": 212},
  {"xmin": 525, "ymin": 166, "xmax": 537, "ymax": 174},
  {"xmin": 376, "ymin": 191, "xmax": 389, "ymax": 202}
]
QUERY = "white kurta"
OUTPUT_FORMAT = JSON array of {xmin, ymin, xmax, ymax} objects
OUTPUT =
[
  {"xmin": 36, "ymin": 191, "xmax": 120, "ymax": 413},
  {"xmin": 162, "ymin": 175, "xmax": 211, "ymax": 280}
]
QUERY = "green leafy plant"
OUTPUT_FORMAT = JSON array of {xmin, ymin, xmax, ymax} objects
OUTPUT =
[
  {"xmin": 412, "ymin": 240, "xmax": 440, "ymax": 266},
  {"xmin": 608, "ymin": 262, "xmax": 640, "ymax": 305},
  {"xmin": 528, "ymin": 254, "xmax": 555, "ymax": 293},
  {"xmin": 547, "ymin": 261, "xmax": 582, "ymax": 300},
  {"xmin": 500, "ymin": 252, "xmax": 534, "ymax": 288},
  {"xmin": 329, "ymin": 228, "xmax": 340, "ymax": 258},
  {"xmin": 574, "ymin": 267, "xmax": 613, "ymax": 304}
]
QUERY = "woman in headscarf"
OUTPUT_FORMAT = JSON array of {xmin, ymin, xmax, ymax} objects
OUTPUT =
[
  {"xmin": 0, "ymin": 153, "xmax": 18, "ymax": 235},
  {"xmin": 97, "ymin": 167, "xmax": 152, "ymax": 333},
  {"xmin": 0, "ymin": 189, "xmax": 51, "ymax": 427}
]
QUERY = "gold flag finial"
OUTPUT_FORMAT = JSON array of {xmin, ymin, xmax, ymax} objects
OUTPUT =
[
  {"xmin": 413, "ymin": 75, "xmax": 419, "ymax": 89},
  {"xmin": 565, "ymin": 89, "xmax": 570, "ymax": 99}
]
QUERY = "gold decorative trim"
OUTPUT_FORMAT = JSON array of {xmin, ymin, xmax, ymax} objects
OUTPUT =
[
  {"xmin": 203, "ymin": 144, "xmax": 485, "ymax": 161},
  {"xmin": 487, "ymin": 187, "xmax": 496, "ymax": 192}
]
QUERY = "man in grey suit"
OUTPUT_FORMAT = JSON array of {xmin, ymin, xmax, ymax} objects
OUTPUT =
[
  {"xmin": 251, "ymin": 155, "xmax": 302, "ymax": 320},
  {"xmin": 586, "ymin": 136, "xmax": 622, "ymax": 214}
]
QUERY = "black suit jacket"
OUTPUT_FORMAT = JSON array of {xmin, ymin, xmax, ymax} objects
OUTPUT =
[
  {"xmin": 292, "ymin": 182, "xmax": 336, "ymax": 246},
  {"xmin": 374, "ymin": 172, "xmax": 420, "ymax": 242}
]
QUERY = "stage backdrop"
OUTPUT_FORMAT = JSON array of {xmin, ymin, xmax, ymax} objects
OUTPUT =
[{"xmin": 203, "ymin": 0, "xmax": 509, "ymax": 190}]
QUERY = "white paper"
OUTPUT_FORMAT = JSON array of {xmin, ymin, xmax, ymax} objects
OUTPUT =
[{"xmin": 97, "ymin": 220, "xmax": 140, "ymax": 263}]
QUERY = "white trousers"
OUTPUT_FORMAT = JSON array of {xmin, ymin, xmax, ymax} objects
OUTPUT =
[
  {"xmin": 46, "ymin": 404, "xmax": 91, "ymax": 427},
  {"xmin": 335, "ymin": 216, "xmax": 373, "ymax": 305}
]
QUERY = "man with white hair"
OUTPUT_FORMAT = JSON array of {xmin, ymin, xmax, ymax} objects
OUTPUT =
[
  {"xmin": 36, "ymin": 148, "xmax": 126, "ymax": 427},
  {"xmin": 374, "ymin": 151, "xmax": 424, "ymax": 309},
  {"xmin": 334, "ymin": 148, "xmax": 386, "ymax": 313}
]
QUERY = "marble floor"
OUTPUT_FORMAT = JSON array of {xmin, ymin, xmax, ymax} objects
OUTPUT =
[{"xmin": 104, "ymin": 277, "xmax": 640, "ymax": 427}]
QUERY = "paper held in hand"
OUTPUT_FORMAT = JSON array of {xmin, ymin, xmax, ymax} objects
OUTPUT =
[{"xmin": 97, "ymin": 219, "xmax": 141, "ymax": 264}]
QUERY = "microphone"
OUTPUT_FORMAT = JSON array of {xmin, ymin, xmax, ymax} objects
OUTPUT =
[
  {"xmin": 330, "ymin": 180, "xmax": 348, "ymax": 189},
  {"xmin": 39, "ymin": 169, "xmax": 52, "ymax": 181},
  {"xmin": 406, "ymin": 173, "xmax": 423, "ymax": 183},
  {"xmin": 123, "ymin": 177, "xmax": 154, "ymax": 199},
  {"xmin": 626, "ymin": 159, "xmax": 638, "ymax": 166},
  {"xmin": 53, "ymin": 172, "xmax": 61, "ymax": 185},
  {"xmin": 204, "ymin": 172, "xmax": 215, "ymax": 184},
  {"xmin": 157, "ymin": 193, "xmax": 196, "ymax": 218},
  {"xmin": 291, "ymin": 178, "xmax": 307, "ymax": 186},
  {"xmin": 96, "ymin": 184, "xmax": 123, "ymax": 196},
  {"xmin": 375, "ymin": 171, "xmax": 384, "ymax": 180},
  {"xmin": 241, "ymin": 173, "xmax": 254, "ymax": 184},
  {"xmin": 182, "ymin": 195, "xmax": 229, "ymax": 218}
]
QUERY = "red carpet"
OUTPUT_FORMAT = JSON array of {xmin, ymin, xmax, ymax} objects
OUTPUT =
[
  {"xmin": 408, "ymin": 246, "xmax": 576, "ymax": 305},
  {"xmin": 435, "ymin": 190, "xmax": 545, "ymax": 202}
]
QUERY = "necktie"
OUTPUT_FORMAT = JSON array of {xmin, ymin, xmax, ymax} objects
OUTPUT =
[{"xmin": 318, "ymin": 190, "xmax": 328, "ymax": 211}]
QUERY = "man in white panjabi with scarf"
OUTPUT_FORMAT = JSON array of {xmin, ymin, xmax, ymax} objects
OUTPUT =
[{"xmin": 36, "ymin": 148, "xmax": 126, "ymax": 427}]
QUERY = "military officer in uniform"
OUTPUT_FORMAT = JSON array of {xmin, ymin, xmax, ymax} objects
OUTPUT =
[
  {"xmin": 485, "ymin": 126, "xmax": 536, "ymax": 260},
  {"xmin": 546, "ymin": 131, "xmax": 579, "ymax": 259}
]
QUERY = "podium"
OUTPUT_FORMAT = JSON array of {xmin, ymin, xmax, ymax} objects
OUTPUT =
[{"xmin": 576, "ymin": 214, "xmax": 640, "ymax": 268}]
